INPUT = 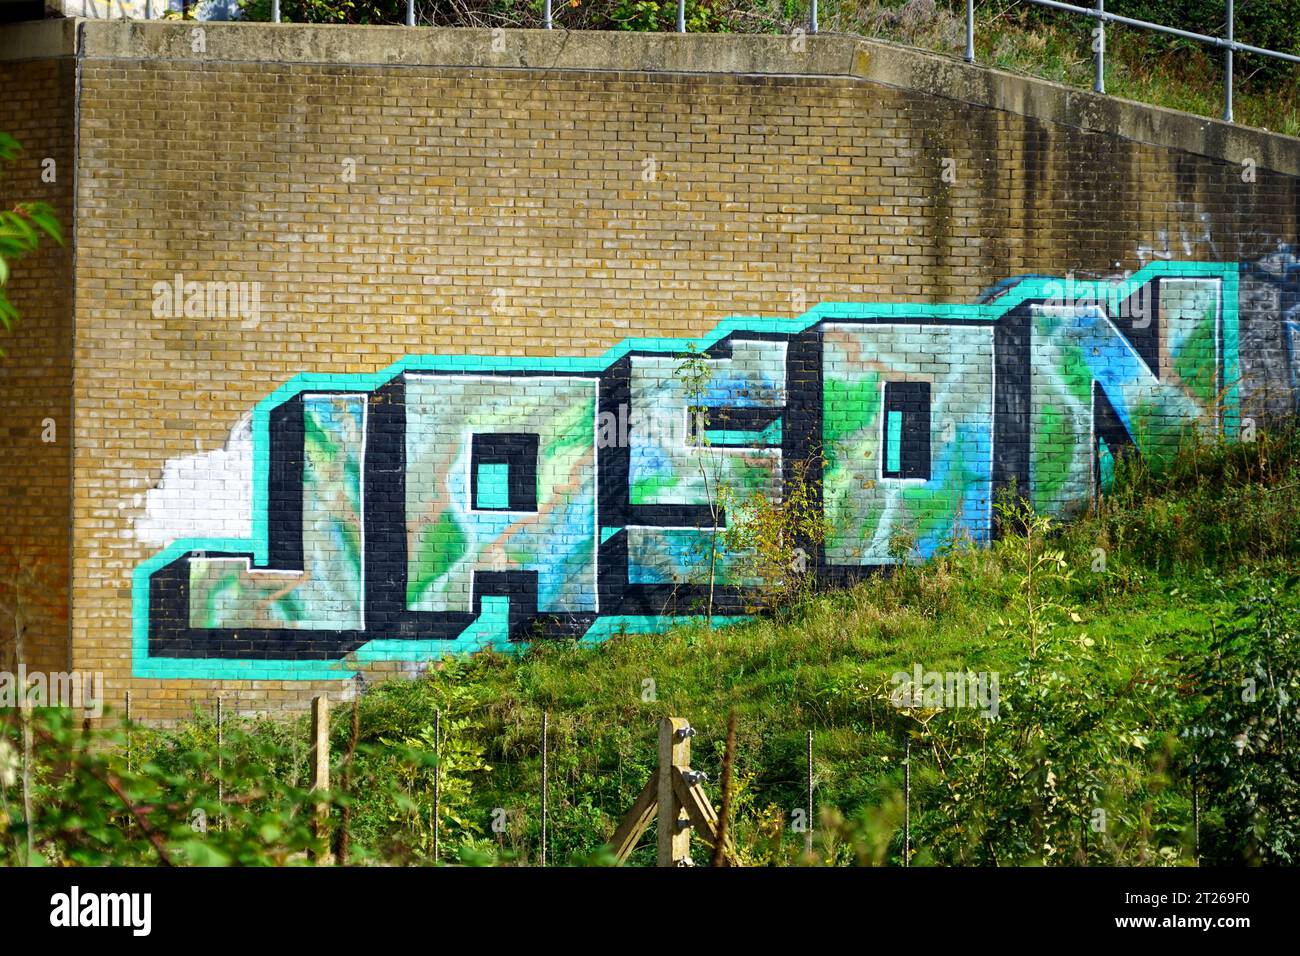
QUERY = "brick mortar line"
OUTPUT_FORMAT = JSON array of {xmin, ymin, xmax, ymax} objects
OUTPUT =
[
  {"xmin": 70, "ymin": 53, "xmax": 1300, "ymax": 180},
  {"xmin": 64, "ymin": 35, "xmax": 1300, "ymax": 170},
  {"xmin": 12, "ymin": 22, "xmax": 1298, "ymax": 169}
]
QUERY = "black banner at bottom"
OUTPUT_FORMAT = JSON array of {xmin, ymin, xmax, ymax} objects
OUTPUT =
[{"xmin": 0, "ymin": 865, "xmax": 1284, "ymax": 943}]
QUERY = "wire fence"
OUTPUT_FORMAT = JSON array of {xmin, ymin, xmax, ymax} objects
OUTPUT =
[
  {"xmin": 136, "ymin": 692, "xmax": 867, "ymax": 865},
  {"xmin": 92, "ymin": 681, "xmax": 1242, "ymax": 866}
]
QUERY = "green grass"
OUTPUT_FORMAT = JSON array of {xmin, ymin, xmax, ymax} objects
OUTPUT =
[
  {"xmin": 230, "ymin": 0, "xmax": 1300, "ymax": 137},
  {"xmin": 80, "ymin": 428, "xmax": 1298, "ymax": 867},
  {"xmin": 838, "ymin": 1, "xmax": 1300, "ymax": 137},
  {"xmin": 421, "ymin": 562, "xmax": 1293, "ymax": 864},
  {"xmin": 273, "ymin": 427, "xmax": 1300, "ymax": 866}
]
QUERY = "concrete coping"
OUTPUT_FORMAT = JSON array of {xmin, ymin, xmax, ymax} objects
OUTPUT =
[{"xmin": 1, "ymin": 18, "xmax": 1297, "ymax": 176}]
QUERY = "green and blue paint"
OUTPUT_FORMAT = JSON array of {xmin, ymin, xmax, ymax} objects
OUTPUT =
[{"xmin": 135, "ymin": 262, "xmax": 1280, "ymax": 679}]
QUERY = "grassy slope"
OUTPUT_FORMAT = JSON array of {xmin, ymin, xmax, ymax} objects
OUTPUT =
[
  {"xmin": 424, "ymin": 566, "xmax": 1293, "ymax": 865},
  {"xmin": 233, "ymin": 1, "xmax": 1300, "ymax": 137},
  {"xmin": 327, "ymin": 429, "xmax": 1300, "ymax": 865},
  {"xmin": 829, "ymin": 1, "xmax": 1300, "ymax": 137}
]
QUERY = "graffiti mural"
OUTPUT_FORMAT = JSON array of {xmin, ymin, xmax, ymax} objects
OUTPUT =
[{"xmin": 133, "ymin": 261, "xmax": 1300, "ymax": 679}]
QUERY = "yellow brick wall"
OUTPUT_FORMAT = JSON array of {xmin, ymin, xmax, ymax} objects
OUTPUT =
[
  {"xmin": 0, "ymin": 57, "xmax": 74, "ymax": 680},
  {"xmin": 62, "ymin": 57, "xmax": 1300, "ymax": 721}
]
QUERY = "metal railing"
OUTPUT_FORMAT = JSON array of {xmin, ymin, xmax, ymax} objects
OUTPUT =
[
  {"xmin": 961, "ymin": 0, "xmax": 1300, "ymax": 123},
  {"xmin": 262, "ymin": 0, "xmax": 1300, "ymax": 126}
]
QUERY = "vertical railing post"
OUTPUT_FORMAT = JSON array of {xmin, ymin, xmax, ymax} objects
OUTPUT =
[
  {"xmin": 805, "ymin": 729, "xmax": 814, "ymax": 856},
  {"xmin": 1192, "ymin": 761, "xmax": 1201, "ymax": 862},
  {"xmin": 677, "ymin": 0, "xmax": 685, "ymax": 33},
  {"xmin": 1223, "ymin": 0, "xmax": 1234, "ymax": 122},
  {"xmin": 272, "ymin": 0, "xmax": 280, "ymax": 23},
  {"xmin": 406, "ymin": 0, "xmax": 414, "ymax": 27},
  {"xmin": 124, "ymin": 690, "xmax": 132, "ymax": 773},
  {"xmin": 545, "ymin": 0, "xmax": 552, "ymax": 30},
  {"xmin": 903, "ymin": 735, "xmax": 911, "ymax": 867},
  {"xmin": 432, "ymin": 708, "xmax": 441, "ymax": 863},
  {"xmin": 1094, "ymin": 0, "xmax": 1106, "ymax": 93},
  {"xmin": 964, "ymin": 0, "xmax": 975, "ymax": 63},
  {"xmin": 540, "ymin": 710, "xmax": 548, "ymax": 867},
  {"xmin": 809, "ymin": 0, "xmax": 818, "ymax": 36},
  {"xmin": 216, "ymin": 695, "xmax": 224, "ymax": 832}
]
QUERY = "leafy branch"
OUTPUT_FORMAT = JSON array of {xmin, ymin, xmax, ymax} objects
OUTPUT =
[{"xmin": 0, "ymin": 132, "xmax": 64, "ymax": 354}]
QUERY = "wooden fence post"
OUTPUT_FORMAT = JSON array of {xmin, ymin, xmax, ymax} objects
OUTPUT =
[
  {"xmin": 309, "ymin": 695, "xmax": 331, "ymax": 863},
  {"xmin": 609, "ymin": 716, "xmax": 734, "ymax": 866},
  {"xmin": 657, "ymin": 716, "xmax": 692, "ymax": 866}
]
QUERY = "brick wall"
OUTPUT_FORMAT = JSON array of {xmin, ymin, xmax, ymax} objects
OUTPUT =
[
  {"xmin": 0, "ymin": 55, "xmax": 75, "ymax": 679},
  {"xmin": 2, "ymin": 23, "xmax": 1298, "ymax": 720}
]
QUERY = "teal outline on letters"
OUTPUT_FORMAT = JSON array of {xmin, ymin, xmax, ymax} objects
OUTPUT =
[{"xmin": 131, "ymin": 262, "xmax": 1239, "ymax": 679}]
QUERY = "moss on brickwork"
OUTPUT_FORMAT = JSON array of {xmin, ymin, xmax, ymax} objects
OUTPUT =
[{"xmin": 0, "ymin": 23, "xmax": 1296, "ymax": 719}]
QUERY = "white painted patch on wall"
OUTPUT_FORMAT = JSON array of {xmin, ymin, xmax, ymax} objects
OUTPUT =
[{"xmin": 134, "ymin": 414, "xmax": 254, "ymax": 546}]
